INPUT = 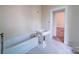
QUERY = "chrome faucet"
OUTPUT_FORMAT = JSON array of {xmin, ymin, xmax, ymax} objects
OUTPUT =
[{"xmin": 0, "ymin": 33, "xmax": 4, "ymax": 54}]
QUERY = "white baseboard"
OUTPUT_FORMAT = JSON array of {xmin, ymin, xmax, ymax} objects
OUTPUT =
[
  {"xmin": 73, "ymin": 47, "xmax": 79, "ymax": 52},
  {"xmin": 75, "ymin": 47, "xmax": 79, "ymax": 49}
]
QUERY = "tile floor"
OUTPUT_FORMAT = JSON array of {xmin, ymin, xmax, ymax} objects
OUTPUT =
[{"xmin": 27, "ymin": 39, "xmax": 73, "ymax": 54}]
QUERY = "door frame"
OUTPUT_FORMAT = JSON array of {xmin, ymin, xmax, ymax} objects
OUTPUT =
[{"xmin": 50, "ymin": 6, "xmax": 69, "ymax": 45}]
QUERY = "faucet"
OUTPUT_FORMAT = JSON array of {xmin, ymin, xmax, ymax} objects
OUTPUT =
[{"xmin": 0, "ymin": 33, "xmax": 4, "ymax": 54}]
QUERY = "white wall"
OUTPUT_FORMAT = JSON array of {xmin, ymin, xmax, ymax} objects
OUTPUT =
[
  {"xmin": 42, "ymin": 5, "xmax": 79, "ymax": 48},
  {"xmin": 67, "ymin": 6, "xmax": 79, "ymax": 48},
  {"xmin": 0, "ymin": 6, "xmax": 42, "ymax": 53},
  {"xmin": 0, "ymin": 5, "xmax": 42, "ymax": 40}
]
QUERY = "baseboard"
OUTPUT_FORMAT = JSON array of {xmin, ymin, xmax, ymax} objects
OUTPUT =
[
  {"xmin": 75, "ymin": 47, "xmax": 79, "ymax": 49},
  {"xmin": 73, "ymin": 47, "xmax": 79, "ymax": 53}
]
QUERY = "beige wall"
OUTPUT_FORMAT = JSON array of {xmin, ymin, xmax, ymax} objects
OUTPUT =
[
  {"xmin": 0, "ymin": 5, "xmax": 42, "ymax": 40},
  {"xmin": 55, "ymin": 11, "xmax": 64, "ymax": 28}
]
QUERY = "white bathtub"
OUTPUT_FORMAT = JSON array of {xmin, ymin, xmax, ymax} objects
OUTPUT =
[{"xmin": 0, "ymin": 34, "xmax": 38, "ymax": 54}]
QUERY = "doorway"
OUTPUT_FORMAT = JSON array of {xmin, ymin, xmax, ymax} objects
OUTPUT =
[{"xmin": 52, "ymin": 8, "xmax": 65, "ymax": 43}]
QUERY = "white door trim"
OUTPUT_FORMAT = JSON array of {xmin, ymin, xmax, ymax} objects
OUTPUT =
[{"xmin": 50, "ymin": 6, "xmax": 69, "ymax": 45}]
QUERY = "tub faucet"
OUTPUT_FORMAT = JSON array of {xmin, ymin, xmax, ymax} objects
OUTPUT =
[{"xmin": 0, "ymin": 33, "xmax": 4, "ymax": 54}]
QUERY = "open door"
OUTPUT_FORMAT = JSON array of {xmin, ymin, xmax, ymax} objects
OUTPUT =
[{"xmin": 53, "ymin": 10, "xmax": 65, "ymax": 43}]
